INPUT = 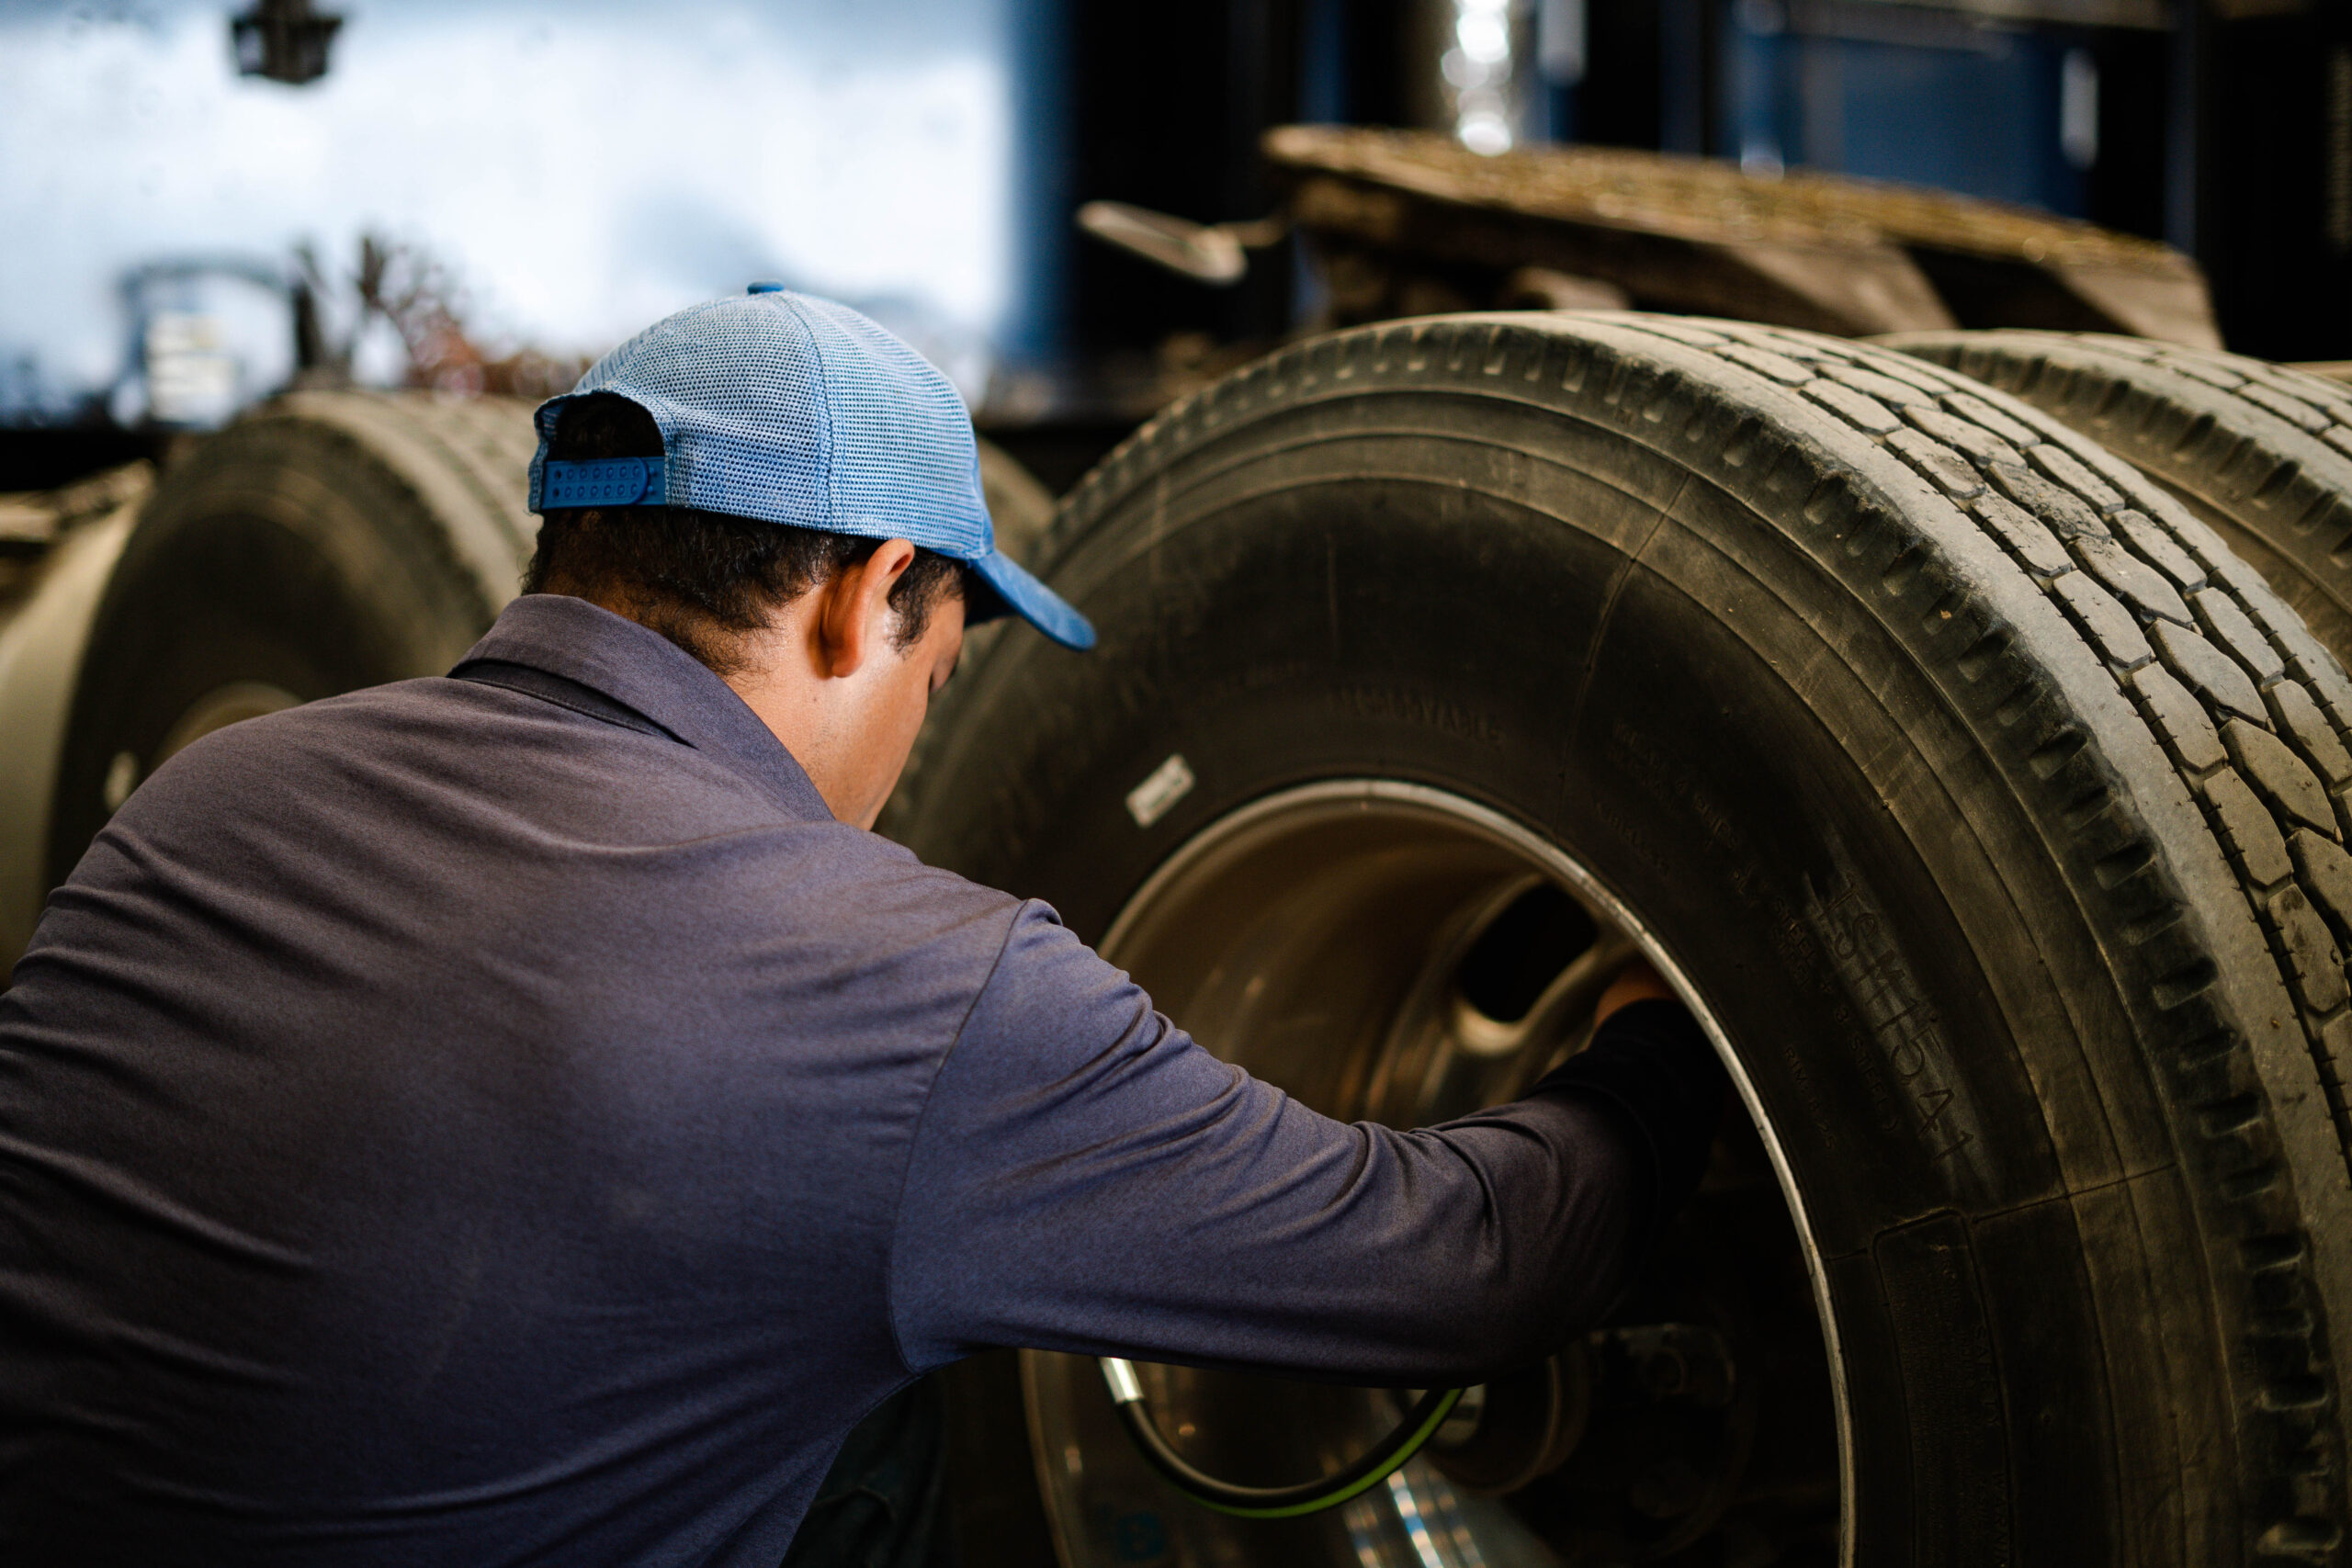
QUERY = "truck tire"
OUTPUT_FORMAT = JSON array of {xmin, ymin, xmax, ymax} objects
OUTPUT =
[
  {"xmin": 1885, "ymin": 333, "xmax": 2352, "ymax": 672},
  {"xmin": 892, "ymin": 313, "xmax": 2352, "ymax": 1565},
  {"xmin": 45, "ymin": 391, "xmax": 538, "ymax": 892},
  {"xmin": 42, "ymin": 400, "xmax": 1047, "ymax": 905}
]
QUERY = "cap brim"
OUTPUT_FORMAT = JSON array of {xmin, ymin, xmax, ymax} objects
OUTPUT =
[{"xmin": 969, "ymin": 549, "xmax": 1096, "ymax": 650}]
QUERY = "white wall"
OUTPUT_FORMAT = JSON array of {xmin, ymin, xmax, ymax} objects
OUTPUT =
[{"xmin": 0, "ymin": 0, "xmax": 1016, "ymax": 414}]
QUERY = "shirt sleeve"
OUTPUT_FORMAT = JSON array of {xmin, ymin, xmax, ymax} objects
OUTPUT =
[{"xmin": 887, "ymin": 903, "xmax": 1724, "ymax": 1384}]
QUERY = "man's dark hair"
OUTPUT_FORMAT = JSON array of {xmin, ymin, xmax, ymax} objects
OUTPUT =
[{"xmin": 524, "ymin": 392, "xmax": 968, "ymax": 676}]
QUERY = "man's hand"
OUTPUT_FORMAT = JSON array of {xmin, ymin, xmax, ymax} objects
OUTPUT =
[{"xmin": 1595, "ymin": 959, "xmax": 1674, "ymax": 1025}]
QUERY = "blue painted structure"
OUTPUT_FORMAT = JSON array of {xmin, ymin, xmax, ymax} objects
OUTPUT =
[{"xmin": 1719, "ymin": 1, "xmax": 2091, "ymax": 216}]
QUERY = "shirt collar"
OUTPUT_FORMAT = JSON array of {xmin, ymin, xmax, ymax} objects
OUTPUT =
[{"xmin": 451, "ymin": 593, "xmax": 834, "ymax": 823}]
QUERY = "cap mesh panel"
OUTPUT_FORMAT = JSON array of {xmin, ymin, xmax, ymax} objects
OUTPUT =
[{"xmin": 530, "ymin": 291, "xmax": 990, "ymax": 558}]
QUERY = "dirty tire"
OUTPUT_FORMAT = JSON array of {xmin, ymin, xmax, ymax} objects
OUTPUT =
[
  {"xmin": 47, "ymin": 391, "xmax": 537, "ymax": 890},
  {"xmin": 1887, "ymin": 332, "xmax": 2352, "ymax": 674},
  {"xmin": 896, "ymin": 313, "xmax": 2352, "ymax": 1564}
]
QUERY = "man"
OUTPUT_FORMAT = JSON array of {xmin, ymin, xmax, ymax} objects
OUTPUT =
[{"xmin": 0, "ymin": 288, "xmax": 1725, "ymax": 1565}]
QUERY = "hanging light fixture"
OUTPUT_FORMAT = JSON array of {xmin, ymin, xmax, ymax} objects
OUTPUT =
[{"xmin": 230, "ymin": 0, "xmax": 343, "ymax": 86}]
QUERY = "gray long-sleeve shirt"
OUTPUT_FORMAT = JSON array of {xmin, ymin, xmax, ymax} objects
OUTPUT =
[{"xmin": 0, "ymin": 592, "xmax": 1722, "ymax": 1566}]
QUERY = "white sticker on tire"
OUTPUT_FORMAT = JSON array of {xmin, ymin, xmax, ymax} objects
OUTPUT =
[{"xmin": 1125, "ymin": 753, "xmax": 1195, "ymax": 829}]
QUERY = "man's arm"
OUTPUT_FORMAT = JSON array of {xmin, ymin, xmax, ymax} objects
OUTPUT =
[{"xmin": 887, "ymin": 904, "xmax": 1726, "ymax": 1385}]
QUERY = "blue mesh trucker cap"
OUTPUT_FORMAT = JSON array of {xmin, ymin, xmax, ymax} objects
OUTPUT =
[{"xmin": 526, "ymin": 286, "xmax": 1094, "ymax": 650}]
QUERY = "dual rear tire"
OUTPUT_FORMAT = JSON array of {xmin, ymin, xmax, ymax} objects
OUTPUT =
[{"xmin": 896, "ymin": 313, "xmax": 2352, "ymax": 1565}]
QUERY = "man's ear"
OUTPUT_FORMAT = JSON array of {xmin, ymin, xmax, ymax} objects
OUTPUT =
[{"xmin": 814, "ymin": 539, "xmax": 919, "ymax": 678}]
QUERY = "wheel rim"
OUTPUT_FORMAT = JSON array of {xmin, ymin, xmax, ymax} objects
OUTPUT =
[
  {"xmin": 1021, "ymin": 780, "xmax": 1850, "ymax": 1567},
  {"xmin": 101, "ymin": 681, "xmax": 302, "ymax": 815}
]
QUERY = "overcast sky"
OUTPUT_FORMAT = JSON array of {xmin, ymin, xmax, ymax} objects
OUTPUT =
[{"xmin": 0, "ymin": 1, "xmax": 1028, "ymax": 412}]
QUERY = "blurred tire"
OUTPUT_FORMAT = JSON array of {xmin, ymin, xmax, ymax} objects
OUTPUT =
[
  {"xmin": 899, "ymin": 313, "xmax": 2352, "ymax": 1564},
  {"xmin": 0, "ymin": 482, "xmax": 143, "ymax": 978},
  {"xmin": 44, "ymin": 391, "xmax": 537, "ymax": 891}
]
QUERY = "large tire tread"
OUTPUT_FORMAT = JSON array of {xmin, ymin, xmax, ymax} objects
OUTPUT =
[
  {"xmin": 272, "ymin": 390, "xmax": 542, "ymax": 616},
  {"xmin": 1888, "ymin": 331, "xmax": 2352, "ymax": 669}
]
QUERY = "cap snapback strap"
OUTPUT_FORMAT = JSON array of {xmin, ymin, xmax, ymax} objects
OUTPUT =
[{"xmin": 541, "ymin": 456, "xmax": 667, "ymax": 509}]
